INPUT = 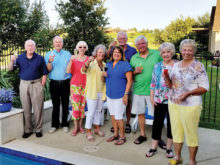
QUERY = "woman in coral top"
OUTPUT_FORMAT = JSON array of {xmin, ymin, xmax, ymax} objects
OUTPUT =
[{"xmin": 66, "ymin": 41, "xmax": 92, "ymax": 136}]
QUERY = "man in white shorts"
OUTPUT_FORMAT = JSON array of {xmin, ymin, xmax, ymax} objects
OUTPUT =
[{"xmin": 130, "ymin": 35, "xmax": 162, "ymax": 144}]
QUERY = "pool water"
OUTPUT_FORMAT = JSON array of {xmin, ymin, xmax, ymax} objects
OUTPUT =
[{"xmin": 0, "ymin": 147, "xmax": 71, "ymax": 165}]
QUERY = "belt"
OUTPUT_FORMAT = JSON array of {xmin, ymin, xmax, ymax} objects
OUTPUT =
[
  {"xmin": 21, "ymin": 79, "xmax": 41, "ymax": 84},
  {"xmin": 51, "ymin": 79, "xmax": 70, "ymax": 84}
]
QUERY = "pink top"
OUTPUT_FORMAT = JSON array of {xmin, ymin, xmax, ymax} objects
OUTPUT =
[{"xmin": 70, "ymin": 56, "xmax": 89, "ymax": 87}]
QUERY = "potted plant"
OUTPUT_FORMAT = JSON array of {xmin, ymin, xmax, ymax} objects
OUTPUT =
[{"xmin": 0, "ymin": 88, "xmax": 15, "ymax": 112}]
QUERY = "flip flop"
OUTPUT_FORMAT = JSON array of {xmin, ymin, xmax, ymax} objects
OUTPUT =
[
  {"xmin": 94, "ymin": 129, "xmax": 105, "ymax": 137},
  {"xmin": 134, "ymin": 135, "xmax": 147, "ymax": 144},
  {"xmin": 166, "ymin": 149, "xmax": 174, "ymax": 158},
  {"xmin": 146, "ymin": 149, "xmax": 157, "ymax": 157},
  {"xmin": 114, "ymin": 137, "xmax": 126, "ymax": 145},
  {"xmin": 86, "ymin": 133, "xmax": 94, "ymax": 142},
  {"xmin": 106, "ymin": 135, "xmax": 119, "ymax": 142},
  {"xmin": 168, "ymin": 158, "xmax": 183, "ymax": 165}
]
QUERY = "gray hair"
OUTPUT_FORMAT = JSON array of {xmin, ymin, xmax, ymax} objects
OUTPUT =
[
  {"xmin": 117, "ymin": 31, "xmax": 128, "ymax": 39},
  {"xmin": 159, "ymin": 42, "xmax": 176, "ymax": 56},
  {"xmin": 53, "ymin": 36, "xmax": 63, "ymax": 44},
  {"xmin": 92, "ymin": 44, "xmax": 107, "ymax": 56},
  {"xmin": 24, "ymin": 39, "xmax": 36, "ymax": 47},
  {"xmin": 76, "ymin": 41, "xmax": 88, "ymax": 51},
  {"xmin": 179, "ymin": 39, "xmax": 197, "ymax": 53},
  {"xmin": 135, "ymin": 35, "xmax": 148, "ymax": 45}
]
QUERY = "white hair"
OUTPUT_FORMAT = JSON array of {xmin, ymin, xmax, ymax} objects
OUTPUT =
[
  {"xmin": 117, "ymin": 31, "xmax": 128, "ymax": 39},
  {"xmin": 24, "ymin": 39, "xmax": 36, "ymax": 47},
  {"xmin": 135, "ymin": 35, "xmax": 148, "ymax": 45},
  {"xmin": 159, "ymin": 42, "xmax": 176, "ymax": 56},
  {"xmin": 75, "ymin": 41, "xmax": 88, "ymax": 51},
  {"xmin": 179, "ymin": 39, "xmax": 197, "ymax": 53},
  {"xmin": 92, "ymin": 44, "xmax": 107, "ymax": 56},
  {"xmin": 53, "ymin": 36, "xmax": 63, "ymax": 44}
]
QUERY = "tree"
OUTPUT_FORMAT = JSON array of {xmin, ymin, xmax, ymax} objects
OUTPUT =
[
  {"xmin": 56, "ymin": 0, "xmax": 110, "ymax": 54},
  {"xmin": 194, "ymin": 12, "xmax": 210, "ymax": 28}
]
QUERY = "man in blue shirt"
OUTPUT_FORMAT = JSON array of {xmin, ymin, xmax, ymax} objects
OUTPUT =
[
  {"xmin": 9, "ymin": 39, "xmax": 48, "ymax": 138},
  {"xmin": 106, "ymin": 31, "xmax": 137, "ymax": 133},
  {"xmin": 44, "ymin": 36, "xmax": 71, "ymax": 134}
]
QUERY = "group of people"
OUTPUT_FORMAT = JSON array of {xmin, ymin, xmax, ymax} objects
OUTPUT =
[{"xmin": 9, "ymin": 31, "xmax": 209, "ymax": 165}]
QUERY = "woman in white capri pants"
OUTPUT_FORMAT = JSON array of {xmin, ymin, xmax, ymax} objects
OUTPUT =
[{"xmin": 81, "ymin": 44, "xmax": 107, "ymax": 141}]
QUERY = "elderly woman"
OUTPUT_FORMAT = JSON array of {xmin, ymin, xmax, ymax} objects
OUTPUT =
[
  {"xmin": 66, "ymin": 41, "xmax": 91, "ymax": 136},
  {"xmin": 164, "ymin": 39, "xmax": 209, "ymax": 165},
  {"xmin": 146, "ymin": 42, "xmax": 175, "ymax": 158},
  {"xmin": 102, "ymin": 45, "xmax": 132, "ymax": 145},
  {"xmin": 81, "ymin": 44, "xmax": 106, "ymax": 141}
]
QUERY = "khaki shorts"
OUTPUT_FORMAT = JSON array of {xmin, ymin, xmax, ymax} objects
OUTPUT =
[{"xmin": 131, "ymin": 94, "xmax": 153, "ymax": 115}]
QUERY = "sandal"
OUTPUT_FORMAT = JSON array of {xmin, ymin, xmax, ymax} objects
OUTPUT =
[
  {"xmin": 106, "ymin": 135, "xmax": 119, "ymax": 142},
  {"xmin": 114, "ymin": 137, "xmax": 126, "ymax": 145},
  {"xmin": 86, "ymin": 133, "xmax": 94, "ymax": 142},
  {"xmin": 146, "ymin": 149, "xmax": 157, "ymax": 157},
  {"xmin": 166, "ymin": 149, "xmax": 174, "ymax": 158},
  {"xmin": 94, "ymin": 129, "xmax": 105, "ymax": 137},
  {"xmin": 158, "ymin": 139, "xmax": 167, "ymax": 150},
  {"xmin": 79, "ymin": 128, "xmax": 86, "ymax": 134},
  {"xmin": 125, "ymin": 124, "xmax": 131, "ymax": 133},
  {"xmin": 168, "ymin": 158, "xmax": 183, "ymax": 165},
  {"xmin": 134, "ymin": 135, "xmax": 147, "ymax": 144},
  {"xmin": 71, "ymin": 129, "xmax": 78, "ymax": 136}
]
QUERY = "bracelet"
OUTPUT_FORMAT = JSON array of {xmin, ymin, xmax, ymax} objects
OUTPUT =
[
  {"xmin": 125, "ymin": 92, "xmax": 129, "ymax": 95},
  {"xmin": 84, "ymin": 64, "xmax": 88, "ymax": 68}
]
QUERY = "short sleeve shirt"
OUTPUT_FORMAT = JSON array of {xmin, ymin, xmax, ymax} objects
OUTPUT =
[
  {"xmin": 169, "ymin": 60, "xmax": 209, "ymax": 106},
  {"xmin": 130, "ymin": 49, "xmax": 162, "ymax": 96},
  {"xmin": 44, "ymin": 49, "xmax": 71, "ymax": 80},
  {"xmin": 106, "ymin": 61, "xmax": 132, "ymax": 99},
  {"xmin": 16, "ymin": 52, "xmax": 48, "ymax": 80}
]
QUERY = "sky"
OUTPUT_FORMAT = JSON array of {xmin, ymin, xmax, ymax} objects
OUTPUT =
[{"xmin": 37, "ymin": 0, "xmax": 217, "ymax": 30}]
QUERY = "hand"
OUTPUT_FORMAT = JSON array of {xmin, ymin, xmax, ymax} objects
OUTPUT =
[
  {"xmin": 135, "ymin": 67, "xmax": 143, "ymax": 74},
  {"xmin": 150, "ymin": 97, "xmax": 157, "ymax": 111},
  {"xmin": 174, "ymin": 92, "xmax": 190, "ymax": 104},
  {"xmin": 11, "ymin": 55, "xmax": 18, "ymax": 63},
  {"xmin": 49, "ymin": 54, "xmax": 55, "ymax": 63},
  {"xmin": 102, "ymin": 71, "xmax": 107, "ymax": 77},
  {"xmin": 123, "ymin": 94, "xmax": 128, "ymax": 105},
  {"xmin": 89, "ymin": 56, "xmax": 94, "ymax": 62},
  {"xmin": 109, "ymin": 41, "xmax": 117, "ymax": 49}
]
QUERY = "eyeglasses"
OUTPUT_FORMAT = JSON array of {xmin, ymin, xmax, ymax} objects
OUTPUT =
[{"xmin": 79, "ymin": 46, "xmax": 87, "ymax": 49}]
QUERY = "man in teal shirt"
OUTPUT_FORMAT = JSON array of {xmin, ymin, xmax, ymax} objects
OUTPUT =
[{"xmin": 130, "ymin": 35, "xmax": 162, "ymax": 144}]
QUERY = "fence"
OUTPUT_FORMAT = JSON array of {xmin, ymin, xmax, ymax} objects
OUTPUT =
[{"xmin": 0, "ymin": 45, "xmax": 220, "ymax": 129}]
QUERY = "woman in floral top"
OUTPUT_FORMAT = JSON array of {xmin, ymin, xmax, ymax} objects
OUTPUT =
[
  {"xmin": 146, "ymin": 42, "xmax": 175, "ymax": 158},
  {"xmin": 164, "ymin": 39, "xmax": 209, "ymax": 165}
]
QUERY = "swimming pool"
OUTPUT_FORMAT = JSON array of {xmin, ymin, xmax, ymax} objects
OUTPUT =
[{"xmin": 0, "ymin": 147, "xmax": 71, "ymax": 165}]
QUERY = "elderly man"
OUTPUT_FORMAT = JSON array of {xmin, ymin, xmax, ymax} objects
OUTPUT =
[
  {"xmin": 9, "ymin": 39, "xmax": 48, "ymax": 138},
  {"xmin": 130, "ymin": 35, "xmax": 163, "ymax": 144},
  {"xmin": 107, "ymin": 31, "xmax": 137, "ymax": 133},
  {"xmin": 44, "ymin": 36, "xmax": 71, "ymax": 133}
]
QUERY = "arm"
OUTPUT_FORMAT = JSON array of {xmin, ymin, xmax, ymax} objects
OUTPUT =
[
  {"xmin": 163, "ymin": 74, "xmax": 172, "ymax": 88},
  {"xmin": 41, "ymin": 75, "xmax": 47, "ymax": 86},
  {"xmin": 66, "ymin": 59, "xmax": 72, "ymax": 74},
  {"xmin": 150, "ymin": 90, "xmax": 157, "ymax": 109},
  {"xmin": 8, "ymin": 55, "xmax": 17, "ymax": 71},
  {"xmin": 106, "ymin": 41, "xmax": 116, "ymax": 59},
  {"xmin": 122, "ymin": 71, "xmax": 133, "ymax": 105},
  {"xmin": 81, "ymin": 56, "xmax": 94, "ymax": 73}
]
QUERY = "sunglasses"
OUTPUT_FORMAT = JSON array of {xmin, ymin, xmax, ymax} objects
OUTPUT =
[{"xmin": 79, "ymin": 46, "xmax": 86, "ymax": 49}]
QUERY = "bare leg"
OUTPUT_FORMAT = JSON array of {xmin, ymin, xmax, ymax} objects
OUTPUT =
[
  {"xmin": 166, "ymin": 138, "xmax": 173, "ymax": 150},
  {"xmin": 117, "ymin": 119, "xmax": 125, "ymax": 138},
  {"xmin": 111, "ymin": 116, "xmax": 118, "ymax": 137},
  {"xmin": 138, "ymin": 114, "xmax": 146, "ymax": 137},
  {"xmin": 151, "ymin": 139, "xmax": 159, "ymax": 149},
  {"xmin": 188, "ymin": 146, "xmax": 198, "ymax": 165},
  {"xmin": 79, "ymin": 118, "xmax": 84, "ymax": 130},
  {"xmin": 173, "ymin": 142, "xmax": 183, "ymax": 161},
  {"xmin": 73, "ymin": 120, "xmax": 78, "ymax": 131}
]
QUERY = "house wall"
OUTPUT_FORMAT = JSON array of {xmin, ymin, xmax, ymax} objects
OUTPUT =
[{"xmin": 209, "ymin": 31, "xmax": 220, "ymax": 53}]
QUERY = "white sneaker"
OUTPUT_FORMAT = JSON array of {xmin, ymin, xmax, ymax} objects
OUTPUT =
[
  {"xmin": 48, "ymin": 127, "xmax": 57, "ymax": 133},
  {"xmin": 63, "ymin": 127, "xmax": 69, "ymax": 133}
]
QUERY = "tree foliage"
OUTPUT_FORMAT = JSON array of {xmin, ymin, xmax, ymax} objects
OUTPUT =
[{"xmin": 56, "ymin": 0, "xmax": 110, "ymax": 54}]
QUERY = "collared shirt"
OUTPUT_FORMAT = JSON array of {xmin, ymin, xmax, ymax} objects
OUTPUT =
[
  {"xmin": 110, "ymin": 44, "xmax": 137, "ymax": 62},
  {"xmin": 15, "ymin": 52, "xmax": 48, "ymax": 80},
  {"xmin": 105, "ymin": 60, "xmax": 132, "ymax": 99},
  {"xmin": 130, "ymin": 49, "xmax": 163, "ymax": 96},
  {"xmin": 44, "ymin": 49, "xmax": 71, "ymax": 80},
  {"xmin": 81, "ymin": 59, "xmax": 106, "ymax": 100}
]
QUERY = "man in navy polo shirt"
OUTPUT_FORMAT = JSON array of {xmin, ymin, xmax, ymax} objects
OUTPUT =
[
  {"xmin": 44, "ymin": 36, "xmax": 71, "ymax": 134},
  {"xmin": 106, "ymin": 31, "xmax": 137, "ymax": 133},
  {"xmin": 9, "ymin": 39, "xmax": 48, "ymax": 138}
]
